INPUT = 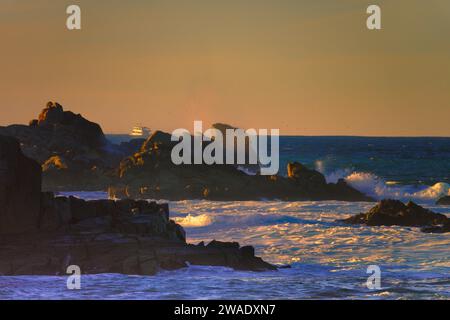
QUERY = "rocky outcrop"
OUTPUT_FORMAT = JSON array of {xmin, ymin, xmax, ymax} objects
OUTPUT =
[
  {"xmin": 111, "ymin": 131, "xmax": 373, "ymax": 202},
  {"xmin": 340, "ymin": 200, "xmax": 449, "ymax": 232},
  {"xmin": 1, "ymin": 193, "xmax": 276, "ymax": 275},
  {"xmin": 0, "ymin": 103, "xmax": 374, "ymax": 202},
  {"xmin": 0, "ymin": 102, "xmax": 121, "ymax": 191},
  {"xmin": 0, "ymin": 135, "xmax": 42, "ymax": 234},
  {"xmin": 0, "ymin": 137, "xmax": 275, "ymax": 275},
  {"xmin": 436, "ymin": 196, "xmax": 450, "ymax": 205}
]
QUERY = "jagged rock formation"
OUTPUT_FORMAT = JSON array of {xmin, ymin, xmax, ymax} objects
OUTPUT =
[
  {"xmin": 0, "ymin": 135, "xmax": 276, "ymax": 275},
  {"xmin": 0, "ymin": 102, "xmax": 126, "ymax": 191},
  {"xmin": 111, "ymin": 131, "xmax": 373, "ymax": 201},
  {"xmin": 340, "ymin": 199, "xmax": 449, "ymax": 233}
]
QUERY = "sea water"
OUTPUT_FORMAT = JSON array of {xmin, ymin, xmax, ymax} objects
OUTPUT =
[{"xmin": 1, "ymin": 136, "xmax": 449, "ymax": 300}]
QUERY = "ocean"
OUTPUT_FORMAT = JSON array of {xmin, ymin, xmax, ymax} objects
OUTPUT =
[{"xmin": 1, "ymin": 136, "xmax": 449, "ymax": 300}]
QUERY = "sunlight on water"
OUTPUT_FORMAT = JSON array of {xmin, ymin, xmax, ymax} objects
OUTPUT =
[{"xmin": 1, "ymin": 196, "xmax": 449, "ymax": 300}]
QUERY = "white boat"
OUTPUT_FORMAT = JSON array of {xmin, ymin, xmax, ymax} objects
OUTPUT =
[{"xmin": 130, "ymin": 126, "xmax": 151, "ymax": 137}]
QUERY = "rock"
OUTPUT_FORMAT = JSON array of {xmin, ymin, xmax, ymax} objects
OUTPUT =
[
  {"xmin": 0, "ymin": 102, "xmax": 121, "ymax": 191},
  {"xmin": 421, "ymin": 220, "xmax": 450, "ymax": 233},
  {"xmin": 207, "ymin": 240, "xmax": 240, "ymax": 250},
  {"xmin": 436, "ymin": 196, "xmax": 450, "ymax": 205},
  {"xmin": 0, "ymin": 103, "xmax": 374, "ymax": 201},
  {"xmin": 340, "ymin": 199, "xmax": 449, "ymax": 228},
  {"xmin": 42, "ymin": 155, "xmax": 68, "ymax": 171},
  {"xmin": 287, "ymin": 162, "xmax": 327, "ymax": 194},
  {"xmin": 35, "ymin": 101, "xmax": 106, "ymax": 149},
  {"xmin": 211, "ymin": 123, "xmax": 261, "ymax": 175},
  {"xmin": 1, "ymin": 191, "xmax": 277, "ymax": 275},
  {"xmin": 0, "ymin": 135, "xmax": 41, "ymax": 235},
  {"xmin": 113, "ymin": 130, "xmax": 373, "ymax": 202},
  {"xmin": 0, "ymin": 137, "xmax": 276, "ymax": 275},
  {"xmin": 240, "ymin": 246, "xmax": 256, "ymax": 258}
]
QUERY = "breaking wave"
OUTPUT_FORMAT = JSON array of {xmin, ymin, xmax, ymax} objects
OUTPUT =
[
  {"xmin": 174, "ymin": 214, "xmax": 214, "ymax": 228},
  {"xmin": 342, "ymin": 172, "xmax": 449, "ymax": 202},
  {"xmin": 314, "ymin": 160, "xmax": 450, "ymax": 202}
]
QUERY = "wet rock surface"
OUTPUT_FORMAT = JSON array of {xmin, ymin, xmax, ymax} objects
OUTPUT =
[{"xmin": 340, "ymin": 199, "xmax": 449, "ymax": 233}]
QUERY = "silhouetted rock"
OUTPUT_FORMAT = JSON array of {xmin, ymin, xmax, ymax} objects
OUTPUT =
[
  {"xmin": 112, "ymin": 131, "xmax": 373, "ymax": 202},
  {"xmin": 287, "ymin": 162, "xmax": 327, "ymax": 193},
  {"xmin": 0, "ymin": 102, "xmax": 119, "ymax": 191},
  {"xmin": 0, "ymin": 135, "xmax": 42, "ymax": 235},
  {"xmin": 1, "ymin": 192, "xmax": 276, "ymax": 274},
  {"xmin": 0, "ymin": 103, "xmax": 374, "ymax": 202},
  {"xmin": 0, "ymin": 139, "xmax": 275, "ymax": 275},
  {"xmin": 340, "ymin": 199, "xmax": 449, "ymax": 229},
  {"xmin": 35, "ymin": 102, "xmax": 106, "ymax": 149},
  {"xmin": 436, "ymin": 196, "xmax": 450, "ymax": 205}
]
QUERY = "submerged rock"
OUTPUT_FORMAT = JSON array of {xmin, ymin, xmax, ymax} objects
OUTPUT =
[{"xmin": 340, "ymin": 199, "xmax": 449, "ymax": 232}]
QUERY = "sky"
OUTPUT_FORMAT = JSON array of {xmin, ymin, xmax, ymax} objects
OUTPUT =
[{"xmin": 0, "ymin": 0, "xmax": 449, "ymax": 136}]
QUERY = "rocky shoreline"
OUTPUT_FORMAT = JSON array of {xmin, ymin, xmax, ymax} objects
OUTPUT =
[{"xmin": 0, "ymin": 134, "xmax": 275, "ymax": 276}]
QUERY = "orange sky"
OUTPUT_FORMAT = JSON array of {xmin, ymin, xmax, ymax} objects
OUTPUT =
[{"xmin": 1, "ymin": 0, "xmax": 449, "ymax": 135}]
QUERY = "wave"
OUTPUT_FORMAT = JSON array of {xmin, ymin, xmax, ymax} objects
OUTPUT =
[
  {"xmin": 173, "ymin": 212, "xmax": 326, "ymax": 230},
  {"xmin": 314, "ymin": 160, "xmax": 450, "ymax": 202},
  {"xmin": 344, "ymin": 172, "xmax": 450, "ymax": 202},
  {"xmin": 174, "ymin": 214, "xmax": 214, "ymax": 228}
]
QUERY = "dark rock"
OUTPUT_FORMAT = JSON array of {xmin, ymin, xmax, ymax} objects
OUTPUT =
[
  {"xmin": 0, "ymin": 103, "xmax": 374, "ymax": 201},
  {"xmin": 436, "ymin": 196, "xmax": 450, "ymax": 205},
  {"xmin": 0, "ymin": 102, "xmax": 121, "ymax": 191},
  {"xmin": 112, "ymin": 130, "xmax": 373, "ymax": 202},
  {"xmin": 207, "ymin": 240, "xmax": 240, "ymax": 250},
  {"xmin": 35, "ymin": 101, "xmax": 106, "ymax": 149},
  {"xmin": 288, "ymin": 162, "xmax": 326, "ymax": 186},
  {"xmin": 340, "ymin": 199, "xmax": 449, "ymax": 229},
  {"xmin": 240, "ymin": 245, "xmax": 255, "ymax": 258},
  {"xmin": 421, "ymin": 220, "xmax": 450, "ymax": 233},
  {"xmin": 0, "ymin": 135, "xmax": 41, "ymax": 235},
  {"xmin": 0, "ymin": 143, "xmax": 275, "ymax": 274}
]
